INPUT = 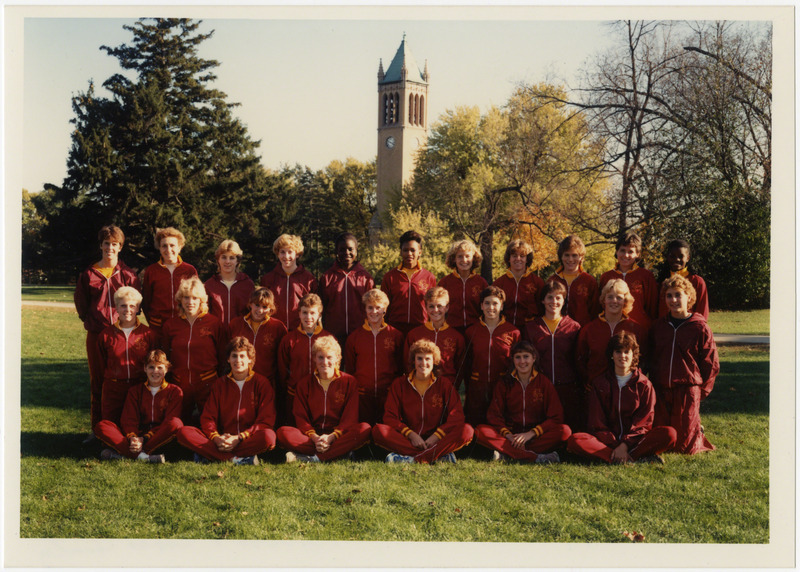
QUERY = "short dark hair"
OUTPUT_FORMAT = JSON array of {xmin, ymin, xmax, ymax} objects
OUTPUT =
[
  {"xmin": 399, "ymin": 230, "xmax": 423, "ymax": 247},
  {"xmin": 335, "ymin": 232, "xmax": 358, "ymax": 248},
  {"xmin": 540, "ymin": 279, "xmax": 567, "ymax": 303},
  {"xmin": 480, "ymin": 285, "xmax": 506, "ymax": 305},
  {"xmin": 99, "ymin": 225, "xmax": 125, "ymax": 247},
  {"xmin": 606, "ymin": 331, "xmax": 640, "ymax": 370}
]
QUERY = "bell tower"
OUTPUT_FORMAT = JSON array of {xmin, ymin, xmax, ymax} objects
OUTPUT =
[{"xmin": 374, "ymin": 34, "xmax": 429, "ymax": 223}]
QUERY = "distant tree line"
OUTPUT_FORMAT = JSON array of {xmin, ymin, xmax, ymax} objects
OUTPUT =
[{"xmin": 22, "ymin": 18, "xmax": 770, "ymax": 309}]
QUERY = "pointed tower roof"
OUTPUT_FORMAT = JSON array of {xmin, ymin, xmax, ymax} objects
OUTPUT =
[{"xmin": 380, "ymin": 34, "xmax": 426, "ymax": 85}]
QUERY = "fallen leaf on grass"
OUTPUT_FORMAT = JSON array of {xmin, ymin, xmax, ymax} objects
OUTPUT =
[
  {"xmin": 77, "ymin": 505, "xmax": 86, "ymax": 511},
  {"xmin": 428, "ymin": 501, "xmax": 435, "ymax": 506},
  {"xmin": 83, "ymin": 463, "xmax": 93, "ymax": 471},
  {"xmin": 345, "ymin": 498, "xmax": 352, "ymax": 504},
  {"xmin": 245, "ymin": 480, "xmax": 253, "ymax": 485},
  {"xmin": 622, "ymin": 531, "xmax": 646, "ymax": 542},
  {"xmin": 351, "ymin": 489, "xmax": 361, "ymax": 494},
  {"xmin": 216, "ymin": 471, "xmax": 225, "ymax": 478},
  {"xmin": 41, "ymin": 495, "xmax": 48, "ymax": 501},
  {"xmin": 213, "ymin": 522, "xmax": 221, "ymax": 527},
  {"xmin": 454, "ymin": 508, "xmax": 462, "ymax": 513},
  {"xmin": 241, "ymin": 511, "xmax": 248, "ymax": 516}
]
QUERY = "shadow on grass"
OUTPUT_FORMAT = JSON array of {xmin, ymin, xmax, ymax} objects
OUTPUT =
[
  {"xmin": 21, "ymin": 432, "xmax": 92, "ymax": 459},
  {"xmin": 704, "ymin": 346, "xmax": 769, "ymax": 415},
  {"xmin": 22, "ymin": 358, "xmax": 88, "ymax": 409}
]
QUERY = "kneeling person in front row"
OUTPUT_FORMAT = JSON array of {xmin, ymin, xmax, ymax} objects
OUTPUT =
[
  {"xmin": 95, "ymin": 350, "xmax": 184, "ymax": 463},
  {"xmin": 277, "ymin": 336, "xmax": 371, "ymax": 463},
  {"xmin": 178, "ymin": 337, "xmax": 276, "ymax": 465},
  {"xmin": 567, "ymin": 332, "xmax": 676, "ymax": 464},
  {"xmin": 475, "ymin": 341, "xmax": 570, "ymax": 464},
  {"xmin": 373, "ymin": 339, "xmax": 474, "ymax": 464}
]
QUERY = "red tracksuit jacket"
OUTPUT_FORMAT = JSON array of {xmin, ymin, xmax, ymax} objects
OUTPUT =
[
  {"xmin": 585, "ymin": 368, "xmax": 656, "ymax": 449},
  {"xmin": 380, "ymin": 263, "xmax": 437, "ymax": 330},
  {"xmin": 648, "ymin": 314, "xmax": 719, "ymax": 397},
  {"xmin": 74, "ymin": 262, "xmax": 141, "ymax": 333},
  {"xmin": 97, "ymin": 320, "xmax": 159, "ymax": 383},
  {"xmin": 292, "ymin": 371, "xmax": 360, "ymax": 437},
  {"xmin": 204, "ymin": 273, "xmax": 255, "ymax": 325},
  {"xmin": 277, "ymin": 325, "xmax": 332, "ymax": 397},
  {"xmin": 464, "ymin": 318, "xmax": 521, "ymax": 388},
  {"xmin": 318, "ymin": 261, "xmax": 375, "ymax": 342},
  {"xmin": 576, "ymin": 315, "xmax": 646, "ymax": 385},
  {"xmin": 344, "ymin": 321, "xmax": 405, "ymax": 399},
  {"xmin": 403, "ymin": 322, "xmax": 466, "ymax": 387},
  {"xmin": 141, "ymin": 258, "xmax": 198, "ymax": 330},
  {"xmin": 162, "ymin": 312, "xmax": 228, "ymax": 386},
  {"xmin": 547, "ymin": 269, "xmax": 600, "ymax": 327},
  {"xmin": 486, "ymin": 371, "xmax": 565, "ymax": 436},
  {"xmin": 437, "ymin": 271, "xmax": 488, "ymax": 329},
  {"xmin": 383, "ymin": 374, "xmax": 465, "ymax": 440},
  {"xmin": 259, "ymin": 265, "xmax": 318, "ymax": 332},
  {"xmin": 120, "ymin": 381, "xmax": 184, "ymax": 439},
  {"xmin": 524, "ymin": 316, "xmax": 581, "ymax": 386},
  {"xmin": 200, "ymin": 371, "xmax": 276, "ymax": 439},
  {"xmin": 229, "ymin": 313, "xmax": 287, "ymax": 382},
  {"xmin": 599, "ymin": 266, "xmax": 659, "ymax": 330},
  {"xmin": 492, "ymin": 270, "xmax": 546, "ymax": 329},
  {"xmin": 657, "ymin": 272, "xmax": 710, "ymax": 320}
]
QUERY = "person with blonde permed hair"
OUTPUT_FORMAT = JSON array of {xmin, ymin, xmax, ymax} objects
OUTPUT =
[
  {"xmin": 492, "ymin": 239, "xmax": 545, "ymax": 329},
  {"xmin": 259, "ymin": 234, "xmax": 318, "ymax": 331},
  {"xmin": 276, "ymin": 293, "xmax": 332, "ymax": 424},
  {"xmin": 95, "ymin": 349, "xmax": 184, "ymax": 463},
  {"xmin": 178, "ymin": 337, "xmax": 276, "ymax": 465},
  {"xmin": 229, "ymin": 287, "xmax": 287, "ymax": 386},
  {"xmin": 161, "ymin": 276, "xmax": 228, "ymax": 423},
  {"xmin": 344, "ymin": 288, "xmax": 404, "ymax": 425},
  {"xmin": 438, "ymin": 239, "xmax": 488, "ymax": 333},
  {"xmin": 318, "ymin": 232, "xmax": 376, "ymax": 349},
  {"xmin": 277, "ymin": 336, "xmax": 371, "ymax": 462},
  {"xmin": 96, "ymin": 286, "xmax": 159, "ymax": 427},
  {"xmin": 546, "ymin": 235, "xmax": 600, "ymax": 327},
  {"xmin": 204, "ymin": 239, "xmax": 255, "ymax": 325},
  {"xmin": 403, "ymin": 286, "xmax": 467, "ymax": 390},
  {"xmin": 141, "ymin": 227, "xmax": 198, "ymax": 337},
  {"xmin": 648, "ymin": 275, "xmax": 719, "ymax": 454},
  {"xmin": 599, "ymin": 232, "xmax": 659, "ymax": 330},
  {"xmin": 74, "ymin": 225, "xmax": 141, "ymax": 440},
  {"xmin": 373, "ymin": 339, "xmax": 474, "ymax": 464},
  {"xmin": 576, "ymin": 278, "xmax": 646, "ymax": 387}
]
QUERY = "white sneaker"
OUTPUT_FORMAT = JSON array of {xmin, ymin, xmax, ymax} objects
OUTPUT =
[
  {"xmin": 296, "ymin": 454, "xmax": 320, "ymax": 463},
  {"xmin": 285, "ymin": 452, "xmax": 297, "ymax": 463},
  {"xmin": 148, "ymin": 454, "xmax": 166, "ymax": 464},
  {"xmin": 385, "ymin": 453, "xmax": 415, "ymax": 463}
]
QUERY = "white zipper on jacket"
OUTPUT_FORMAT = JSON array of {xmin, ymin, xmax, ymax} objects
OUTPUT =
[
  {"xmin": 487, "ymin": 326, "xmax": 493, "ymax": 382},
  {"xmin": 405, "ymin": 272, "xmax": 412, "ymax": 323},
  {"xmin": 617, "ymin": 383, "xmax": 624, "ymax": 440},
  {"xmin": 124, "ymin": 328, "xmax": 132, "ymax": 379},
  {"xmin": 372, "ymin": 330, "xmax": 379, "ymax": 398},
  {"xmin": 667, "ymin": 321, "xmax": 687, "ymax": 389},
  {"xmin": 151, "ymin": 389, "xmax": 156, "ymax": 426},
  {"xmin": 285, "ymin": 274, "xmax": 291, "ymax": 326},
  {"xmin": 307, "ymin": 334, "xmax": 314, "ymax": 378},
  {"xmin": 168, "ymin": 267, "xmax": 175, "ymax": 318},
  {"xmin": 461, "ymin": 276, "xmax": 468, "ymax": 326},
  {"xmin": 550, "ymin": 320, "xmax": 557, "ymax": 384},
  {"xmin": 518, "ymin": 377, "xmax": 528, "ymax": 428},
  {"xmin": 344, "ymin": 270, "xmax": 350, "ymax": 335},
  {"xmin": 512, "ymin": 277, "xmax": 520, "ymax": 325},
  {"xmin": 413, "ymin": 377, "xmax": 434, "ymax": 435},
  {"xmin": 236, "ymin": 380, "xmax": 243, "ymax": 434},
  {"xmin": 187, "ymin": 320, "xmax": 194, "ymax": 384},
  {"xmin": 105, "ymin": 273, "xmax": 114, "ymax": 323},
  {"xmin": 226, "ymin": 281, "xmax": 232, "ymax": 325},
  {"xmin": 321, "ymin": 379, "xmax": 329, "ymax": 430}
]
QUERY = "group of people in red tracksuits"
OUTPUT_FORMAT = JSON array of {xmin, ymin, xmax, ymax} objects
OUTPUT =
[{"xmin": 75, "ymin": 223, "xmax": 718, "ymax": 466}]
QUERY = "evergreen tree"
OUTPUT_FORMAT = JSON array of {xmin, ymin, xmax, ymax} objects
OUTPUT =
[{"xmin": 52, "ymin": 18, "xmax": 265, "ymax": 276}]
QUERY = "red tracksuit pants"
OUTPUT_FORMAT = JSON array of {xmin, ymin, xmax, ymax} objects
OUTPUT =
[
  {"xmin": 94, "ymin": 418, "xmax": 184, "ymax": 459},
  {"xmin": 566, "ymin": 426, "xmax": 677, "ymax": 463},
  {"xmin": 86, "ymin": 331, "xmax": 104, "ymax": 429},
  {"xmin": 654, "ymin": 385, "xmax": 714, "ymax": 454},
  {"xmin": 475, "ymin": 424, "xmax": 572, "ymax": 461},
  {"xmin": 177, "ymin": 426, "xmax": 276, "ymax": 461},
  {"xmin": 371, "ymin": 423, "xmax": 475, "ymax": 464},
  {"xmin": 100, "ymin": 378, "xmax": 139, "ymax": 426},
  {"xmin": 276, "ymin": 423, "xmax": 372, "ymax": 461}
]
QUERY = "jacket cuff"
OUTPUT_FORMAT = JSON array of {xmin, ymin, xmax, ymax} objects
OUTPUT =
[
  {"xmin": 434, "ymin": 428, "xmax": 446, "ymax": 440},
  {"xmin": 209, "ymin": 431, "xmax": 221, "ymax": 440},
  {"xmin": 400, "ymin": 426, "xmax": 412, "ymax": 437},
  {"xmin": 239, "ymin": 431, "xmax": 251, "ymax": 441},
  {"xmin": 126, "ymin": 432, "xmax": 138, "ymax": 440},
  {"xmin": 500, "ymin": 427, "xmax": 512, "ymax": 437},
  {"xmin": 531, "ymin": 425, "xmax": 543, "ymax": 438},
  {"xmin": 305, "ymin": 430, "xmax": 318, "ymax": 438},
  {"xmin": 332, "ymin": 429, "xmax": 343, "ymax": 439}
]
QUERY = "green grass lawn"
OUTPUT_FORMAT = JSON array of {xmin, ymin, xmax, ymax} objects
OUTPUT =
[
  {"xmin": 707, "ymin": 309, "xmax": 770, "ymax": 335},
  {"xmin": 21, "ymin": 285, "xmax": 75, "ymax": 303},
  {"xmin": 18, "ymin": 307, "xmax": 769, "ymax": 542}
]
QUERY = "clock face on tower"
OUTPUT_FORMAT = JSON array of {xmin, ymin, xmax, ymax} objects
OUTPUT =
[{"xmin": 385, "ymin": 136, "xmax": 396, "ymax": 149}]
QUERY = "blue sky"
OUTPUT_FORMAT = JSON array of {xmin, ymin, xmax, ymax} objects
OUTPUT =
[{"xmin": 22, "ymin": 16, "xmax": 617, "ymax": 192}]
